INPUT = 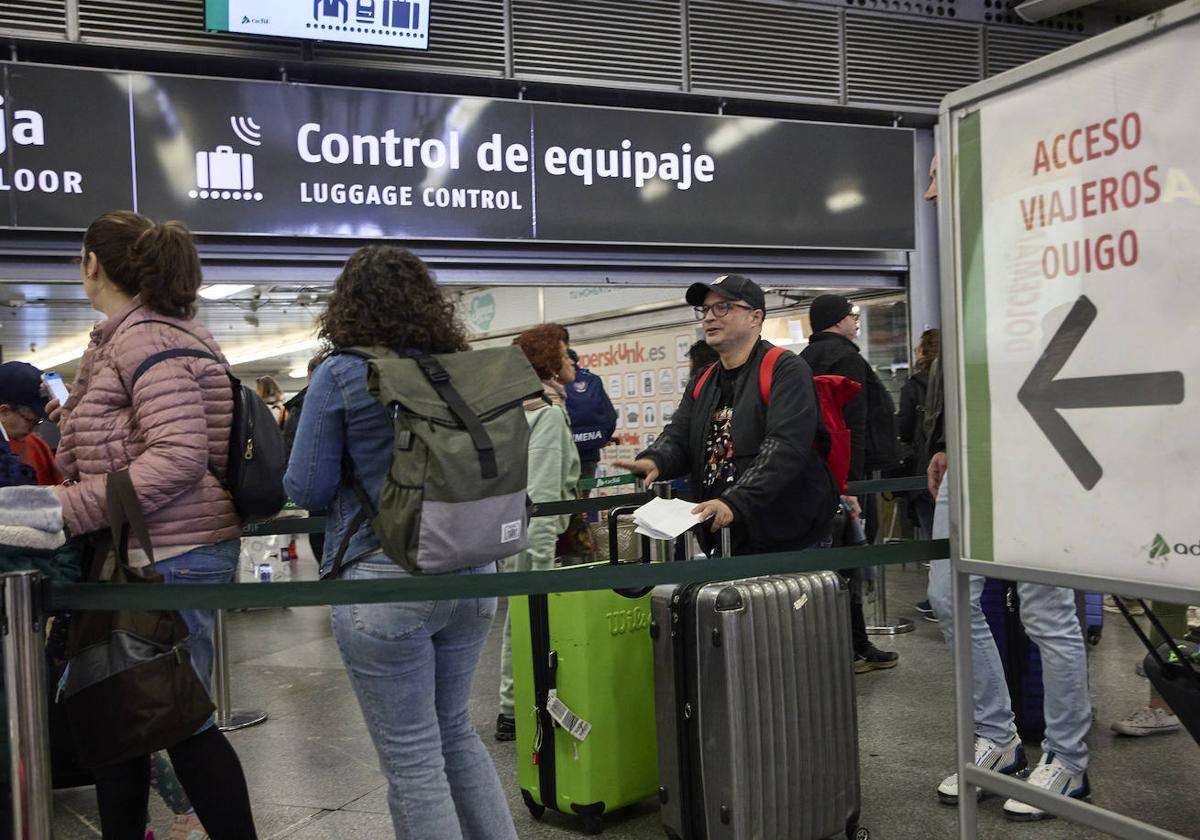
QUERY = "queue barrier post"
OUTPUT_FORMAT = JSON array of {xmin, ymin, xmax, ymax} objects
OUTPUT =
[
  {"xmin": 212, "ymin": 608, "xmax": 268, "ymax": 732},
  {"xmin": 848, "ymin": 477, "xmax": 921, "ymax": 637},
  {"xmin": 2, "ymin": 571, "xmax": 53, "ymax": 840}
]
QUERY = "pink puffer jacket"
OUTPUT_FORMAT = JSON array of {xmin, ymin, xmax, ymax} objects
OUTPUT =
[{"xmin": 56, "ymin": 297, "xmax": 242, "ymax": 547}]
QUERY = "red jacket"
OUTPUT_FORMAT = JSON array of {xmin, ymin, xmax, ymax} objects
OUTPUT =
[
  {"xmin": 10, "ymin": 434, "xmax": 61, "ymax": 486},
  {"xmin": 56, "ymin": 298, "xmax": 241, "ymax": 547}
]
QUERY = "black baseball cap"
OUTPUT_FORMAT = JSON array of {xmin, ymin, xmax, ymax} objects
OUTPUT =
[
  {"xmin": 0, "ymin": 362, "xmax": 47, "ymax": 419},
  {"xmin": 686, "ymin": 274, "xmax": 767, "ymax": 314}
]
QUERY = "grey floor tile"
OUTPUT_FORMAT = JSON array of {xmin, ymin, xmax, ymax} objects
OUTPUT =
[
  {"xmin": 280, "ymin": 808, "xmax": 395, "ymax": 838},
  {"xmin": 341, "ymin": 783, "xmax": 390, "ymax": 815},
  {"xmin": 241, "ymin": 635, "xmax": 347, "ymax": 670}
]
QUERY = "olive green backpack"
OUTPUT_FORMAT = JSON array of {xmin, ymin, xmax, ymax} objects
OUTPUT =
[{"xmin": 330, "ymin": 346, "xmax": 543, "ymax": 576}]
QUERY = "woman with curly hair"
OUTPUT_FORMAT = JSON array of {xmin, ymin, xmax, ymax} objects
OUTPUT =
[
  {"xmin": 494, "ymin": 323, "xmax": 580, "ymax": 741},
  {"xmin": 283, "ymin": 246, "xmax": 516, "ymax": 840}
]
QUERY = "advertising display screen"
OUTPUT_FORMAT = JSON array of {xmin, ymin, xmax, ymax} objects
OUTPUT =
[{"xmin": 206, "ymin": 0, "xmax": 429, "ymax": 50}]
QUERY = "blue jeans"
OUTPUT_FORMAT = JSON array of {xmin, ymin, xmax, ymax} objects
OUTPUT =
[
  {"xmin": 928, "ymin": 482, "xmax": 1090, "ymax": 771},
  {"xmin": 150, "ymin": 539, "xmax": 240, "ymax": 728},
  {"xmin": 331, "ymin": 557, "xmax": 517, "ymax": 840}
]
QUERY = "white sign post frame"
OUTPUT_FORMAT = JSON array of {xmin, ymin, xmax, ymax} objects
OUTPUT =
[{"xmin": 938, "ymin": 2, "xmax": 1200, "ymax": 837}]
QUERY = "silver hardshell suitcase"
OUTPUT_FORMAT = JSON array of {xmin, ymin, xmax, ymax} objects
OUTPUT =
[{"xmin": 651, "ymin": 571, "xmax": 865, "ymax": 840}]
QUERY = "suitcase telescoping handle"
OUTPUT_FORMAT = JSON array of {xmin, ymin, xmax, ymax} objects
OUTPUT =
[
  {"xmin": 695, "ymin": 526, "xmax": 732, "ymax": 559},
  {"xmin": 608, "ymin": 505, "xmax": 654, "ymax": 600}
]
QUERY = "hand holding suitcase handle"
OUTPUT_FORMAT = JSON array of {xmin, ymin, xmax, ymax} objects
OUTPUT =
[{"xmin": 608, "ymin": 505, "xmax": 654, "ymax": 599}]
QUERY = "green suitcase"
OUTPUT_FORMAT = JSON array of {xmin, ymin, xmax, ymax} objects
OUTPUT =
[{"xmin": 510, "ymin": 520, "xmax": 659, "ymax": 835}]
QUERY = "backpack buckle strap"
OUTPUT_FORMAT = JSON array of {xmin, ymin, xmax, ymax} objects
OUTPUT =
[
  {"xmin": 414, "ymin": 354, "xmax": 499, "ymax": 481},
  {"xmin": 416, "ymin": 356, "xmax": 451, "ymax": 384}
]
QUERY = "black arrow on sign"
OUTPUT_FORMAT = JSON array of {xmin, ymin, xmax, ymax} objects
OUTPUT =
[{"xmin": 1017, "ymin": 295, "xmax": 1184, "ymax": 491}]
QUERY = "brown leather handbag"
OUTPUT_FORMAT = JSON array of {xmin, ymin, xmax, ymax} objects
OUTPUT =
[{"xmin": 62, "ymin": 470, "xmax": 215, "ymax": 768}]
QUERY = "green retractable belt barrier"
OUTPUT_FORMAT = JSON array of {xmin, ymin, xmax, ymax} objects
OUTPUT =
[
  {"xmin": 43, "ymin": 477, "xmax": 941, "ymax": 612},
  {"xmin": 44, "ymin": 540, "xmax": 947, "ymax": 612}
]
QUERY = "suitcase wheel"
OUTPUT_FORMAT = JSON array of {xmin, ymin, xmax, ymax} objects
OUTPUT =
[
  {"xmin": 526, "ymin": 802, "xmax": 546, "ymax": 820},
  {"xmin": 582, "ymin": 814, "xmax": 605, "ymax": 835},
  {"xmin": 849, "ymin": 826, "xmax": 870, "ymax": 840}
]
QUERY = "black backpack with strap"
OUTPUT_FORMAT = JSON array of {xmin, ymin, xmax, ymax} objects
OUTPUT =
[
  {"xmin": 862, "ymin": 366, "xmax": 899, "ymax": 471},
  {"xmin": 127, "ymin": 320, "xmax": 287, "ymax": 523}
]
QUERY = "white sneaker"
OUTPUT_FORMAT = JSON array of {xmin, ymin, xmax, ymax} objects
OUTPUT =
[
  {"xmin": 1003, "ymin": 753, "xmax": 1090, "ymax": 821},
  {"xmin": 1112, "ymin": 706, "xmax": 1181, "ymax": 737},
  {"xmin": 937, "ymin": 734, "xmax": 1027, "ymax": 805}
]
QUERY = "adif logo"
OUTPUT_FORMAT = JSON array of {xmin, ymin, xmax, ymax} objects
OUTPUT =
[
  {"xmin": 1149, "ymin": 534, "xmax": 1171, "ymax": 560},
  {"xmin": 1146, "ymin": 533, "xmax": 1200, "ymax": 560}
]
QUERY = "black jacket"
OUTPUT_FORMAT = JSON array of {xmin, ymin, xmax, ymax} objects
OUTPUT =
[
  {"xmin": 801, "ymin": 332, "xmax": 871, "ymax": 481},
  {"xmin": 639, "ymin": 340, "xmax": 836, "ymax": 553},
  {"xmin": 923, "ymin": 354, "xmax": 945, "ymax": 457},
  {"xmin": 897, "ymin": 370, "xmax": 929, "ymax": 472},
  {"xmin": 282, "ymin": 387, "xmax": 306, "ymax": 457}
]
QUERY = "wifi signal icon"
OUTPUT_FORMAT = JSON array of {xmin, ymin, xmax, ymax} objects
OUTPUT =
[{"xmin": 230, "ymin": 116, "xmax": 262, "ymax": 146}]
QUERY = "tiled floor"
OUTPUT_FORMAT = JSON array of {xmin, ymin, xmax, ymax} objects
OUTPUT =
[{"xmin": 50, "ymin": 549, "xmax": 1200, "ymax": 839}]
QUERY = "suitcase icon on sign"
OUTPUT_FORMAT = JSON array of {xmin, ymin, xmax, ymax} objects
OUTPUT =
[
  {"xmin": 196, "ymin": 146, "xmax": 254, "ymax": 192},
  {"xmin": 382, "ymin": 0, "xmax": 420, "ymax": 29}
]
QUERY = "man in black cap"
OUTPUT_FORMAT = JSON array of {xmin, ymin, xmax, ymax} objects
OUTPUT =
[
  {"xmin": 802, "ymin": 294, "xmax": 900, "ymax": 674},
  {"xmin": 615, "ymin": 274, "xmax": 836, "ymax": 555},
  {"xmin": 0, "ymin": 362, "xmax": 59, "ymax": 486}
]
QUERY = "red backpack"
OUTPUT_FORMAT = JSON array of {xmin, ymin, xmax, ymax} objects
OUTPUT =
[
  {"xmin": 692, "ymin": 347, "xmax": 860, "ymax": 492},
  {"xmin": 812, "ymin": 374, "xmax": 861, "ymax": 493}
]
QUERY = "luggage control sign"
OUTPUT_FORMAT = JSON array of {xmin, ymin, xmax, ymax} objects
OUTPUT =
[{"xmin": 0, "ymin": 62, "xmax": 915, "ymax": 247}]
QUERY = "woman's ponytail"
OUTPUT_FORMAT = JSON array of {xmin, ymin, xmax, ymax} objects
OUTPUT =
[
  {"xmin": 128, "ymin": 221, "xmax": 202, "ymax": 319},
  {"xmin": 83, "ymin": 211, "xmax": 202, "ymax": 319}
]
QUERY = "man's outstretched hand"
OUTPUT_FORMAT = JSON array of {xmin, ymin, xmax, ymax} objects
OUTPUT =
[{"xmin": 612, "ymin": 458, "xmax": 659, "ymax": 485}]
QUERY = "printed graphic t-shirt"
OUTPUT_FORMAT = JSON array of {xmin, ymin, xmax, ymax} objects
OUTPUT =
[{"xmin": 702, "ymin": 364, "xmax": 742, "ymax": 500}]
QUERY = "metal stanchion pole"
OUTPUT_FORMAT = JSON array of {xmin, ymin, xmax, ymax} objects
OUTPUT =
[
  {"xmin": 863, "ymin": 476, "xmax": 914, "ymax": 636},
  {"xmin": 212, "ymin": 609, "xmax": 267, "ymax": 732},
  {"xmin": 866, "ymin": 565, "xmax": 915, "ymax": 635},
  {"xmin": 3, "ymin": 571, "xmax": 53, "ymax": 839},
  {"xmin": 648, "ymin": 482, "xmax": 672, "ymax": 563},
  {"xmin": 953, "ymin": 564, "xmax": 979, "ymax": 840}
]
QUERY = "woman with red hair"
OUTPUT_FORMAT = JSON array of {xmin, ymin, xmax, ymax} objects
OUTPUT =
[{"xmin": 494, "ymin": 324, "xmax": 580, "ymax": 741}]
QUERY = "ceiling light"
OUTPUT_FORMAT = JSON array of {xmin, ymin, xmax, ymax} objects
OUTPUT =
[
  {"xmin": 288, "ymin": 365, "xmax": 309, "ymax": 379},
  {"xmin": 826, "ymin": 190, "xmax": 865, "ymax": 213},
  {"xmin": 226, "ymin": 336, "xmax": 320, "ymax": 367},
  {"xmin": 17, "ymin": 340, "xmax": 90, "ymax": 371},
  {"xmin": 198, "ymin": 284, "xmax": 255, "ymax": 300}
]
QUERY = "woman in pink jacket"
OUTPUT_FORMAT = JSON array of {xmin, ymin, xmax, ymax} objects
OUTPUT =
[{"xmin": 52, "ymin": 211, "xmax": 256, "ymax": 839}]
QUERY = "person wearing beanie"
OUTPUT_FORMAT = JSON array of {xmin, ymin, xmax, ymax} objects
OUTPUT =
[
  {"xmin": 801, "ymin": 294, "xmax": 901, "ymax": 674},
  {"xmin": 808, "ymin": 294, "xmax": 855, "ymax": 334},
  {"xmin": 0, "ymin": 362, "xmax": 61, "ymax": 486}
]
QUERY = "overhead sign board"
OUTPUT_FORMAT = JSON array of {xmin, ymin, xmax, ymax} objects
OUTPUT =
[
  {"xmin": 946, "ymin": 13, "xmax": 1200, "ymax": 591},
  {"xmin": 206, "ymin": 0, "xmax": 430, "ymax": 49},
  {"xmin": 0, "ymin": 62, "xmax": 914, "ymax": 250}
]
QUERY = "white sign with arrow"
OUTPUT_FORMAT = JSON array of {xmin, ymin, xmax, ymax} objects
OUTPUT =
[{"xmin": 959, "ymin": 17, "xmax": 1200, "ymax": 590}]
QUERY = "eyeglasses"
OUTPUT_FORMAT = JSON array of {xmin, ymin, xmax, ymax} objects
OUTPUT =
[{"xmin": 694, "ymin": 301, "xmax": 754, "ymax": 320}]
